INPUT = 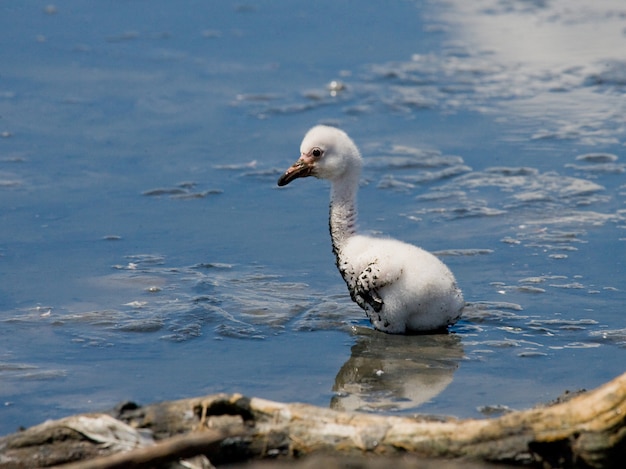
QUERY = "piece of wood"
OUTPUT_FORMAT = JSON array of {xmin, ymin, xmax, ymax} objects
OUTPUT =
[
  {"xmin": 52, "ymin": 428, "xmax": 242, "ymax": 469},
  {"xmin": 0, "ymin": 372, "xmax": 624, "ymax": 468}
]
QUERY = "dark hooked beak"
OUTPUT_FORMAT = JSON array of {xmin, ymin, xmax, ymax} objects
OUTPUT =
[{"xmin": 277, "ymin": 158, "xmax": 314, "ymax": 186}]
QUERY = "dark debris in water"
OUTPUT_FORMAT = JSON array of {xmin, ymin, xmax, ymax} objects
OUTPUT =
[
  {"xmin": 477, "ymin": 404, "xmax": 514, "ymax": 416},
  {"xmin": 143, "ymin": 182, "xmax": 223, "ymax": 199},
  {"xmin": 576, "ymin": 153, "xmax": 619, "ymax": 163},
  {"xmin": 586, "ymin": 60, "xmax": 626, "ymax": 87}
]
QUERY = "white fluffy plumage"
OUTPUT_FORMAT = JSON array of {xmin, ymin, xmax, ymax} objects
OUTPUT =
[{"xmin": 278, "ymin": 125, "xmax": 464, "ymax": 333}]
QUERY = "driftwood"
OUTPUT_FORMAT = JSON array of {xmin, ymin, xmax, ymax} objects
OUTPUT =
[{"xmin": 0, "ymin": 371, "xmax": 624, "ymax": 469}]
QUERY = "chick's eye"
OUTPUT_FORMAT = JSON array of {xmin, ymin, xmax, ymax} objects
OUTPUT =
[{"xmin": 312, "ymin": 148, "xmax": 323, "ymax": 158}]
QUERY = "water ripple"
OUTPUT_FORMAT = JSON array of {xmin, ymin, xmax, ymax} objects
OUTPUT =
[{"xmin": 1, "ymin": 259, "xmax": 358, "ymax": 344}]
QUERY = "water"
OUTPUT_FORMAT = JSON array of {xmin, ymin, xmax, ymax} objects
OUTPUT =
[{"xmin": 1, "ymin": 0, "xmax": 625, "ymax": 435}]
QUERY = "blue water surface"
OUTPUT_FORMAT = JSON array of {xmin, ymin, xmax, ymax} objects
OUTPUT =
[{"xmin": 1, "ymin": 0, "xmax": 625, "ymax": 435}]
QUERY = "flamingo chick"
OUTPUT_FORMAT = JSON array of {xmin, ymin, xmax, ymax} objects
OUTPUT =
[{"xmin": 278, "ymin": 125, "xmax": 464, "ymax": 334}]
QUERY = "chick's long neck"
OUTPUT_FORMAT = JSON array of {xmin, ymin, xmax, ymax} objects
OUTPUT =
[{"xmin": 329, "ymin": 171, "xmax": 359, "ymax": 257}]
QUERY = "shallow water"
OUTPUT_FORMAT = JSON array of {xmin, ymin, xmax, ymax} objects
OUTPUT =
[{"xmin": 1, "ymin": 0, "xmax": 625, "ymax": 435}]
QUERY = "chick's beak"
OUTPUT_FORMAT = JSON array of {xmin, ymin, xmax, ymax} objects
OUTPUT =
[{"xmin": 277, "ymin": 157, "xmax": 314, "ymax": 186}]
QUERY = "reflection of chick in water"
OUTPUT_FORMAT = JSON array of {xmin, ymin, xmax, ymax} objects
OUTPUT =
[{"xmin": 331, "ymin": 329, "xmax": 464, "ymax": 412}]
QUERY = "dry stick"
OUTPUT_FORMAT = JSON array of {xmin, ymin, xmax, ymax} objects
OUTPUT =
[{"xmin": 52, "ymin": 428, "xmax": 244, "ymax": 469}]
